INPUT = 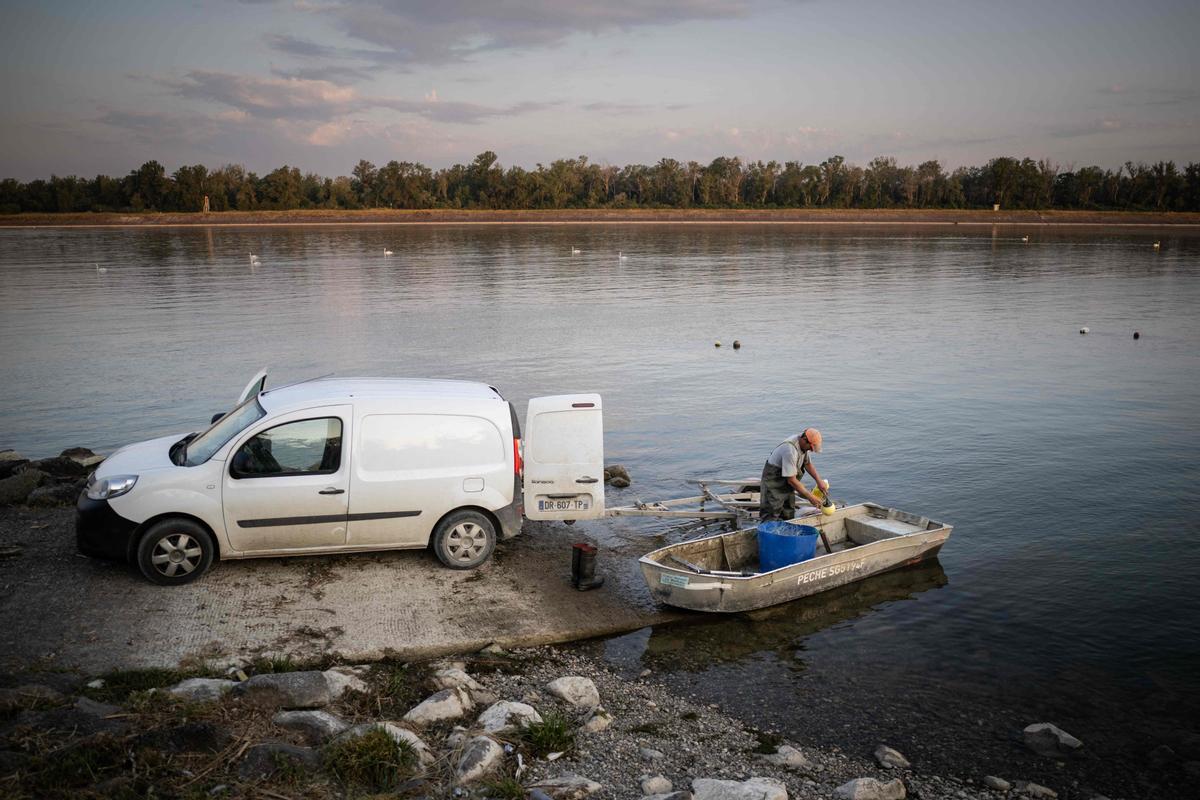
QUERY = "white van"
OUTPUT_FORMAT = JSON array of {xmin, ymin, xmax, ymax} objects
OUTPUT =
[{"xmin": 76, "ymin": 372, "xmax": 605, "ymax": 585}]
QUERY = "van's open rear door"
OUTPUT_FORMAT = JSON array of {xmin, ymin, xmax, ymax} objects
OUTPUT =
[{"xmin": 523, "ymin": 394, "xmax": 604, "ymax": 520}]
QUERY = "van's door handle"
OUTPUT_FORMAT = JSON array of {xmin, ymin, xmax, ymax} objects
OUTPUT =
[
  {"xmin": 575, "ymin": 477, "xmax": 599, "ymax": 484},
  {"xmin": 318, "ymin": 487, "xmax": 345, "ymax": 495}
]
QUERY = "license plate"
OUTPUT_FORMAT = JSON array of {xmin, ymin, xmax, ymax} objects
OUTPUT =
[{"xmin": 536, "ymin": 495, "xmax": 591, "ymax": 512}]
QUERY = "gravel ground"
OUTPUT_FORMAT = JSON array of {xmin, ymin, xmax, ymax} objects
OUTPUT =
[{"xmin": 470, "ymin": 647, "xmax": 1065, "ymax": 800}]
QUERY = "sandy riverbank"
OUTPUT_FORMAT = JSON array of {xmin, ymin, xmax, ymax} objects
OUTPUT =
[{"xmin": 3, "ymin": 208, "xmax": 1200, "ymax": 227}]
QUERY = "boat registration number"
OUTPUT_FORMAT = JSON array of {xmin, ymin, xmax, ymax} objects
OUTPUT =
[
  {"xmin": 660, "ymin": 573, "xmax": 690, "ymax": 588},
  {"xmin": 536, "ymin": 495, "xmax": 591, "ymax": 512}
]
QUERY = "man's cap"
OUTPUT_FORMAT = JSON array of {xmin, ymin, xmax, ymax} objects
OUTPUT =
[{"xmin": 803, "ymin": 428, "xmax": 822, "ymax": 452}]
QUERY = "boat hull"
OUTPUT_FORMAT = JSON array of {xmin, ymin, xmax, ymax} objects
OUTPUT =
[{"xmin": 638, "ymin": 504, "xmax": 951, "ymax": 613}]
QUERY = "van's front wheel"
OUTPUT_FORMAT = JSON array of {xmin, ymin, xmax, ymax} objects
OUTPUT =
[
  {"xmin": 135, "ymin": 518, "xmax": 214, "ymax": 585},
  {"xmin": 432, "ymin": 511, "xmax": 496, "ymax": 569}
]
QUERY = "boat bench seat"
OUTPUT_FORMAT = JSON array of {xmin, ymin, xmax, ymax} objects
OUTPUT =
[{"xmin": 846, "ymin": 515, "xmax": 924, "ymax": 544}]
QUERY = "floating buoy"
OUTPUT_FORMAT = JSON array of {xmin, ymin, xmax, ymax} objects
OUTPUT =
[
  {"xmin": 1079, "ymin": 327, "xmax": 1089, "ymax": 334},
  {"xmin": 714, "ymin": 341, "xmax": 722, "ymax": 348},
  {"xmin": 732, "ymin": 340, "xmax": 741, "ymax": 349},
  {"xmin": 1133, "ymin": 331, "xmax": 1141, "ymax": 339}
]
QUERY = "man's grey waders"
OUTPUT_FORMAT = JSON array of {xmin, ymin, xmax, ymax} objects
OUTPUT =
[{"xmin": 759, "ymin": 442, "xmax": 800, "ymax": 521}]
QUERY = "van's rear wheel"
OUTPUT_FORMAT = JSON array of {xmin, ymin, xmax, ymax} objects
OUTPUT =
[
  {"xmin": 432, "ymin": 510, "xmax": 496, "ymax": 569},
  {"xmin": 135, "ymin": 518, "xmax": 214, "ymax": 585}
]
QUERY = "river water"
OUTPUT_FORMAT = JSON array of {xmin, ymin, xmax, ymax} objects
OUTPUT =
[{"xmin": 2, "ymin": 223, "xmax": 1198, "ymax": 793}]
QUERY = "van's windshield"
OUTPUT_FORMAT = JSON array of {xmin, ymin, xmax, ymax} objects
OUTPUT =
[{"xmin": 183, "ymin": 397, "xmax": 266, "ymax": 466}]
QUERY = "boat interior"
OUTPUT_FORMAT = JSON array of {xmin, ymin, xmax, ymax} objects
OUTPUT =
[{"xmin": 645, "ymin": 503, "xmax": 944, "ymax": 575}]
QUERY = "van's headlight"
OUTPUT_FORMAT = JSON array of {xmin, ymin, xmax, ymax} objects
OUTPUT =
[{"xmin": 86, "ymin": 474, "xmax": 138, "ymax": 500}]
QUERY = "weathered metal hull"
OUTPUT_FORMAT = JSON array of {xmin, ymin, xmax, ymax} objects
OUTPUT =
[{"xmin": 638, "ymin": 503, "xmax": 952, "ymax": 613}]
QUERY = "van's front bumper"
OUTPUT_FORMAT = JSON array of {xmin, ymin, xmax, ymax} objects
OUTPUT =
[{"xmin": 76, "ymin": 493, "xmax": 139, "ymax": 562}]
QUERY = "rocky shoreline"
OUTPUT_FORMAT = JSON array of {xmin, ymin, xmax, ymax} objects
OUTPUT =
[
  {"xmin": 0, "ymin": 446, "xmax": 1145, "ymax": 799},
  {"xmin": 0, "ymin": 447, "xmax": 101, "ymax": 509},
  {"xmin": 0, "ymin": 644, "xmax": 1085, "ymax": 800}
]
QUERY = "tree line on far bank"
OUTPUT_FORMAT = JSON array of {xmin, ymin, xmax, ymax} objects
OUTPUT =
[{"xmin": 3, "ymin": 152, "xmax": 1199, "ymax": 214}]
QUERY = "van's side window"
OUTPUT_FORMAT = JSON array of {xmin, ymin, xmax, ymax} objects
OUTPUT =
[{"xmin": 231, "ymin": 418, "xmax": 342, "ymax": 479}]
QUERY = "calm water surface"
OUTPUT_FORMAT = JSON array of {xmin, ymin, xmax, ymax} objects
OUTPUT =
[{"xmin": 2, "ymin": 224, "xmax": 1198, "ymax": 790}]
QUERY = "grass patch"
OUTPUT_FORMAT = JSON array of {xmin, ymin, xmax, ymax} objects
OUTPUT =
[
  {"xmin": 629, "ymin": 721, "xmax": 664, "ymax": 735},
  {"xmin": 250, "ymin": 654, "xmax": 297, "ymax": 674},
  {"xmin": 324, "ymin": 728, "xmax": 418, "ymax": 792},
  {"xmin": 17, "ymin": 735, "xmax": 130, "ymax": 797},
  {"xmin": 481, "ymin": 775, "xmax": 527, "ymax": 800},
  {"xmin": 518, "ymin": 710, "xmax": 576, "ymax": 757},
  {"xmin": 81, "ymin": 667, "xmax": 187, "ymax": 703}
]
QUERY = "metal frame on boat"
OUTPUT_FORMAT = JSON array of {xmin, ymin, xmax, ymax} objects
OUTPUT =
[{"xmin": 637, "ymin": 502, "xmax": 952, "ymax": 612}]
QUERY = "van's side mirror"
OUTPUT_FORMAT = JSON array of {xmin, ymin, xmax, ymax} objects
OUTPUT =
[{"xmin": 211, "ymin": 412, "xmax": 225, "ymax": 424}]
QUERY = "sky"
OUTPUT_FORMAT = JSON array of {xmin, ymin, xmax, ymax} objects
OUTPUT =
[{"xmin": 0, "ymin": 0, "xmax": 1197, "ymax": 180}]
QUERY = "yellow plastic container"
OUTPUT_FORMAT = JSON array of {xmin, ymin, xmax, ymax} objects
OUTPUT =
[{"xmin": 811, "ymin": 481, "xmax": 835, "ymax": 515}]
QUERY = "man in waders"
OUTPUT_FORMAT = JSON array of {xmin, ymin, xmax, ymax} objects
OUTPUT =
[{"xmin": 760, "ymin": 428, "xmax": 828, "ymax": 520}]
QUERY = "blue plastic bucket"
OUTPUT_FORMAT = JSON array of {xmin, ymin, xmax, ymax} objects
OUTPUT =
[{"xmin": 757, "ymin": 522, "xmax": 819, "ymax": 572}]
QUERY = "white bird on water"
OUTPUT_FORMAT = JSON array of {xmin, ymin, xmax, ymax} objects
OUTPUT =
[
  {"xmin": 1021, "ymin": 235, "xmax": 1030, "ymax": 243},
  {"xmin": 618, "ymin": 251, "xmax": 628, "ymax": 261},
  {"xmin": 249, "ymin": 253, "xmax": 261, "ymax": 264},
  {"xmin": 95, "ymin": 263, "xmax": 107, "ymax": 274},
  {"xmin": 384, "ymin": 248, "xmax": 394, "ymax": 256},
  {"xmin": 1153, "ymin": 241, "xmax": 1161, "ymax": 250},
  {"xmin": 571, "ymin": 247, "xmax": 581, "ymax": 255}
]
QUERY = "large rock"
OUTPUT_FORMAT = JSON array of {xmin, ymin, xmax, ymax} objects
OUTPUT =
[
  {"xmin": 0, "ymin": 469, "xmax": 45, "ymax": 506},
  {"xmin": 27, "ymin": 456, "xmax": 90, "ymax": 478},
  {"xmin": 581, "ymin": 706, "xmax": 613, "ymax": 733},
  {"xmin": 477, "ymin": 700, "xmax": 542, "ymax": 734},
  {"xmin": 74, "ymin": 696, "xmax": 121, "ymax": 718},
  {"xmin": 528, "ymin": 773, "xmax": 602, "ymax": 799},
  {"xmin": 546, "ymin": 676, "xmax": 601, "ymax": 710},
  {"xmin": 1023, "ymin": 723, "xmax": 1083, "ymax": 758},
  {"xmin": 237, "ymin": 742, "xmax": 320, "ymax": 781},
  {"xmin": 1014, "ymin": 782, "xmax": 1057, "ymax": 798},
  {"xmin": 427, "ymin": 667, "xmax": 483, "ymax": 694},
  {"xmin": 333, "ymin": 722, "xmax": 433, "ymax": 766},
  {"xmin": 169, "ymin": 678, "xmax": 237, "ymax": 702},
  {"xmin": 692, "ymin": 777, "xmax": 787, "ymax": 800},
  {"xmin": 26, "ymin": 482, "xmax": 82, "ymax": 507},
  {"xmin": 273, "ymin": 709, "xmax": 349, "ymax": 744},
  {"xmin": 874, "ymin": 744, "xmax": 910, "ymax": 769},
  {"xmin": 234, "ymin": 671, "xmax": 333, "ymax": 708},
  {"xmin": 61, "ymin": 447, "xmax": 106, "ymax": 468},
  {"xmin": 323, "ymin": 666, "xmax": 370, "ymax": 698},
  {"xmin": 403, "ymin": 687, "xmax": 473, "ymax": 726},
  {"xmin": 833, "ymin": 777, "xmax": 906, "ymax": 800},
  {"xmin": 642, "ymin": 775, "xmax": 674, "ymax": 794},
  {"xmin": 456, "ymin": 735, "xmax": 505, "ymax": 784},
  {"xmin": 0, "ymin": 457, "xmax": 28, "ymax": 481},
  {"xmin": 983, "ymin": 776, "xmax": 1011, "ymax": 791},
  {"xmin": 604, "ymin": 464, "xmax": 631, "ymax": 484},
  {"xmin": 758, "ymin": 744, "xmax": 811, "ymax": 770}
]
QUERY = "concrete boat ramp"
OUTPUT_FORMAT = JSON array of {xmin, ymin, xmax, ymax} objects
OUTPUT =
[{"xmin": 0, "ymin": 507, "xmax": 683, "ymax": 675}]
